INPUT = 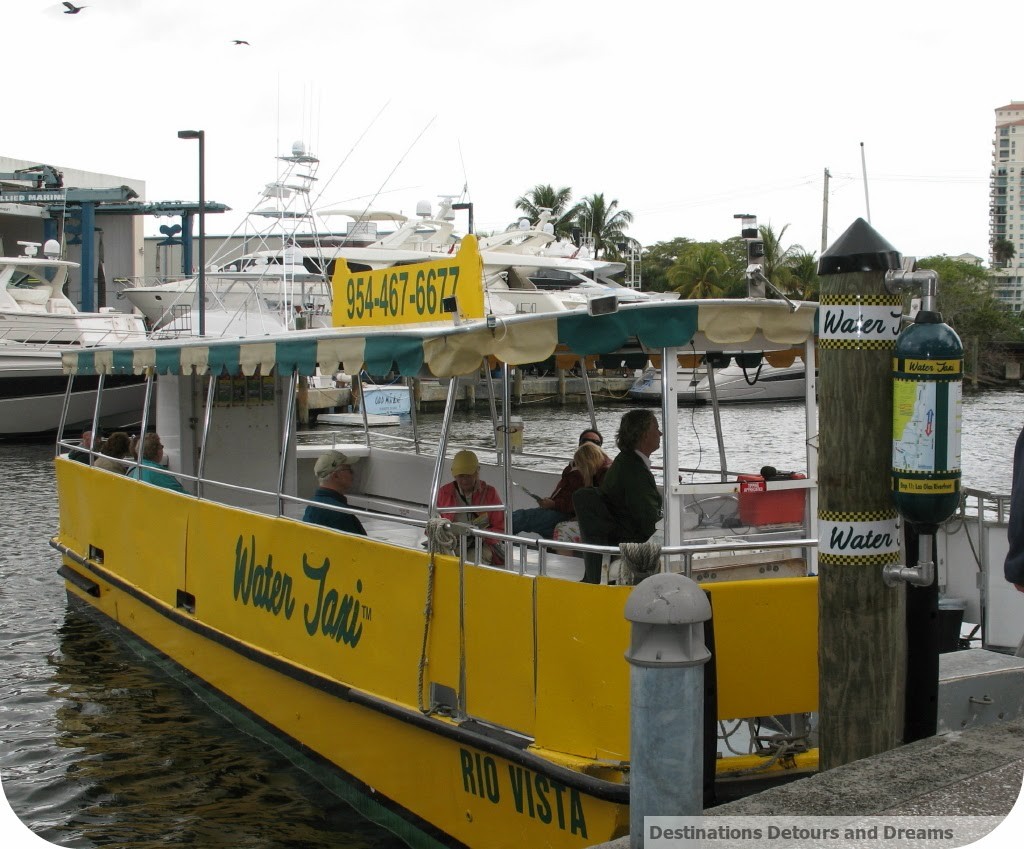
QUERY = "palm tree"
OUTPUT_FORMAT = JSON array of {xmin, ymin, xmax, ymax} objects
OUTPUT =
[
  {"xmin": 667, "ymin": 243, "xmax": 729, "ymax": 299},
  {"xmin": 993, "ymin": 238, "xmax": 1016, "ymax": 268},
  {"xmin": 514, "ymin": 185, "xmax": 581, "ymax": 239},
  {"xmin": 638, "ymin": 237, "xmax": 695, "ymax": 292},
  {"xmin": 787, "ymin": 251, "xmax": 820, "ymax": 300},
  {"xmin": 758, "ymin": 222, "xmax": 804, "ymax": 291},
  {"xmin": 576, "ymin": 193, "xmax": 634, "ymax": 259}
]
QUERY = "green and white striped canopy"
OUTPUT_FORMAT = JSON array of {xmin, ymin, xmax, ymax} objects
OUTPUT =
[{"xmin": 62, "ymin": 300, "xmax": 816, "ymax": 379}]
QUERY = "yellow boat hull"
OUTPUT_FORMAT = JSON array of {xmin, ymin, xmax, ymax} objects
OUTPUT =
[
  {"xmin": 53, "ymin": 458, "xmax": 820, "ymax": 846},
  {"xmin": 54, "ymin": 459, "xmax": 630, "ymax": 847}
]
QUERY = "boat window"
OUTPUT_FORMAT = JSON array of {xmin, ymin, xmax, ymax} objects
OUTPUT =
[{"xmin": 11, "ymin": 271, "xmax": 44, "ymax": 287}]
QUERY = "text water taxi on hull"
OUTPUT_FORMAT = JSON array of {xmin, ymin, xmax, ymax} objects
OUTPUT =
[{"xmin": 51, "ymin": 235, "xmax": 836, "ymax": 847}]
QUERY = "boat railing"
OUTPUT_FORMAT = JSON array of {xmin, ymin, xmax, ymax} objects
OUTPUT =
[
  {"xmin": 58, "ymin": 437, "xmax": 819, "ymax": 585},
  {"xmin": 0, "ymin": 319, "xmax": 146, "ymax": 348},
  {"xmin": 117, "ymin": 274, "xmax": 189, "ymax": 288},
  {"xmin": 954, "ymin": 487, "xmax": 1011, "ymax": 524}
]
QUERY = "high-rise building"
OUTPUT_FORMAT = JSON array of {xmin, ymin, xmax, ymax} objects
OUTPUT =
[{"xmin": 990, "ymin": 103, "xmax": 1024, "ymax": 312}]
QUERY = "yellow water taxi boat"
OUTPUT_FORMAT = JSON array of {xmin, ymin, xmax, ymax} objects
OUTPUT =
[{"xmin": 51, "ymin": 238, "xmax": 823, "ymax": 847}]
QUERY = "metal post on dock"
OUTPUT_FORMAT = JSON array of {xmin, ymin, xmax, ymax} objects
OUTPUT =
[
  {"xmin": 625, "ymin": 573, "xmax": 711, "ymax": 847},
  {"xmin": 79, "ymin": 201, "xmax": 96, "ymax": 312},
  {"xmin": 816, "ymin": 218, "xmax": 905, "ymax": 770}
]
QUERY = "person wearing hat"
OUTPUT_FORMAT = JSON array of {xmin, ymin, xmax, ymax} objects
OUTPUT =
[
  {"xmin": 303, "ymin": 450, "xmax": 366, "ymax": 536},
  {"xmin": 436, "ymin": 449, "xmax": 505, "ymax": 565}
]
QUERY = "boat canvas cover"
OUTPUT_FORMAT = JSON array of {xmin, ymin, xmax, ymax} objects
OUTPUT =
[{"xmin": 61, "ymin": 300, "xmax": 815, "ymax": 379}]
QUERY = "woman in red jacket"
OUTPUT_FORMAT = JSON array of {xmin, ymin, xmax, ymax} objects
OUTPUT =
[{"xmin": 437, "ymin": 450, "xmax": 505, "ymax": 565}]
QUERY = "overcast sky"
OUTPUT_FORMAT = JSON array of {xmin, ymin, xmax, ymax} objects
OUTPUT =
[{"xmin": 6, "ymin": 1, "xmax": 1021, "ymax": 263}]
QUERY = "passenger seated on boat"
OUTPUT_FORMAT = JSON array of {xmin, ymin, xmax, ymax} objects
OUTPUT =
[
  {"xmin": 576, "ymin": 410, "xmax": 663, "ymax": 584},
  {"xmin": 127, "ymin": 433, "xmax": 187, "ymax": 493},
  {"xmin": 302, "ymin": 450, "xmax": 366, "ymax": 536},
  {"xmin": 93, "ymin": 432, "xmax": 132, "ymax": 474},
  {"xmin": 513, "ymin": 434, "xmax": 611, "ymax": 538},
  {"xmin": 436, "ymin": 450, "xmax": 505, "ymax": 565},
  {"xmin": 68, "ymin": 430, "xmax": 99, "ymax": 464}
]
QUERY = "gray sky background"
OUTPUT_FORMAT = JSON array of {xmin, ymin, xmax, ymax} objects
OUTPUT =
[{"xmin": 7, "ymin": 2, "xmax": 1021, "ymax": 259}]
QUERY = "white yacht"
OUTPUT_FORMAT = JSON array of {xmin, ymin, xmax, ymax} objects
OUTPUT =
[
  {"xmin": 628, "ymin": 358, "xmax": 809, "ymax": 405},
  {"xmin": 123, "ymin": 150, "xmax": 669, "ymax": 332},
  {"xmin": 0, "ymin": 240, "xmax": 148, "ymax": 437},
  {"xmin": 689, "ymin": 359, "xmax": 808, "ymax": 404}
]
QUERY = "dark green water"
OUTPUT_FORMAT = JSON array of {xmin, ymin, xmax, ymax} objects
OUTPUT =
[{"xmin": 0, "ymin": 442, "xmax": 407, "ymax": 849}]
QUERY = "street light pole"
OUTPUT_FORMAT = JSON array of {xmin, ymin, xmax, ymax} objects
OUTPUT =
[{"xmin": 177, "ymin": 129, "xmax": 206, "ymax": 336}]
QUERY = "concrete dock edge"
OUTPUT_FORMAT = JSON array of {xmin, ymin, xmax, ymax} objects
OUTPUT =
[{"xmin": 589, "ymin": 718, "xmax": 1024, "ymax": 847}]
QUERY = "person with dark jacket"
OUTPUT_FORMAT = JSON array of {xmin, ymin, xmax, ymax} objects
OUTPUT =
[
  {"xmin": 68, "ymin": 430, "xmax": 98, "ymax": 464},
  {"xmin": 1006, "ymin": 426, "xmax": 1024, "ymax": 593},
  {"xmin": 303, "ymin": 450, "xmax": 366, "ymax": 536},
  {"xmin": 600, "ymin": 409, "xmax": 663, "ymax": 542},
  {"xmin": 1006, "ymin": 426, "xmax": 1024, "ymax": 656},
  {"xmin": 575, "ymin": 410, "xmax": 663, "ymax": 583}
]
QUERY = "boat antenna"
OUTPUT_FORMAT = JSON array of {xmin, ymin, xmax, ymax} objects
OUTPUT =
[
  {"xmin": 457, "ymin": 137, "xmax": 470, "ymax": 203},
  {"xmin": 821, "ymin": 167, "xmax": 830, "ymax": 254},
  {"xmin": 346, "ymin": 114, "xmax": 438, "ymax": 226},
  {"xmin": 860, "ymin": 142, "xmax": 872, "ymax": 224},
  {"xmin": 310, "ymin": 100, "xmax": 391, "ymax": 211}
]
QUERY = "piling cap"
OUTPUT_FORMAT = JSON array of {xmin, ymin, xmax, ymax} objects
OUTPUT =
[
  {"xmin": 625, "ymin": 572, "xmax": 711, "ymax": 625},
  {"xmin": 624, "ymin": 573, "xmax": 712, "ymax": 667},
  {"xmin": 818, "ymin": 218, "xmax": 901, "ymax": 276}
]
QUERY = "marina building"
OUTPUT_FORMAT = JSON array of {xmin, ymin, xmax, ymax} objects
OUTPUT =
[
  {"xmin": 990, "ymin": 103, "xmax": 1024, "ymax": 313},
  {"xmin": 1, "ymin": 155, "xmax": 146, "ymax": 311}
]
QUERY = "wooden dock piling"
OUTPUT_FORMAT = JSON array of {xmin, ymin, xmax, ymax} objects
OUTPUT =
[{"xmin": 816, "ymin": 218, "xmax": 907, "ymax": 771}]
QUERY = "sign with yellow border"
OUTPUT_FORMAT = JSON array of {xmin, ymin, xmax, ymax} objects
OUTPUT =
[{"xmin": 331, "ymin": 235, "xmax": 485, "ymax": 327}]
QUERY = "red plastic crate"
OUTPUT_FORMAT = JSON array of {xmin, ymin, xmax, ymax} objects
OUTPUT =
[{"xmin": 737, "ymin": 473, "xmax": 807, "ymax": 525}]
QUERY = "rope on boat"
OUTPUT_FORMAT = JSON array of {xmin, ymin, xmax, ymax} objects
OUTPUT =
[
  {"xmin": 718, "ymin": 717, "xmax": 812, "ymax": 776},
  {"xmin": 618, "ymin": 539, "xmax": 662, "ymax": 585},
  {"xmin": 416, "ymin": 518, "xmax": 457, "ymax": 715},
  {"xmin": 425, "ymin": 517, "xmax": 458, "ymax": 556},
  {"xmin": 722, "ymin": 739, "xmax": 806, "ymax": 776}
]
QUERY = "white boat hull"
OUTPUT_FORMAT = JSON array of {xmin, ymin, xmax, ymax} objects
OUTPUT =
[
  {"xmin": 0, "ymin": 345, "xmax": 145, "ymax": 438},
  {"xmin": 0, "ymin": 375, "xmax": 146, "ymax": 438},
  {"xmin": 627, "ymin": 367, "xmax": 704, "ymax": 402},
  {"xmin": 690, "ymin": 363, "xmax": 806, "ymax": 404}
]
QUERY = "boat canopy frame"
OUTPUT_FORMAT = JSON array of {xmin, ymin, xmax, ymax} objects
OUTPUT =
[{"xmin": 58, "ymin": 297, "xmax": 819, "ymax": 572}]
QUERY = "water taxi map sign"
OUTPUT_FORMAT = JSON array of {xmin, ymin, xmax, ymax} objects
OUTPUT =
[
  {"xmin": 893, "ymin": 376, "xmax": 962, "ymax": 480},
  {"xmin": 332, "ymin": 235, "xmax": 486, "ymax": 327}
]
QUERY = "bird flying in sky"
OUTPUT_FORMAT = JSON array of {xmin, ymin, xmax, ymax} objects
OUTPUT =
[
  {"xmin": 232, "ymin": 40, "xmax": 250, "ymax": 46},
  {"xmin": 62, "ymin": 2, "xmax": 85, "ymax": 13}
]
